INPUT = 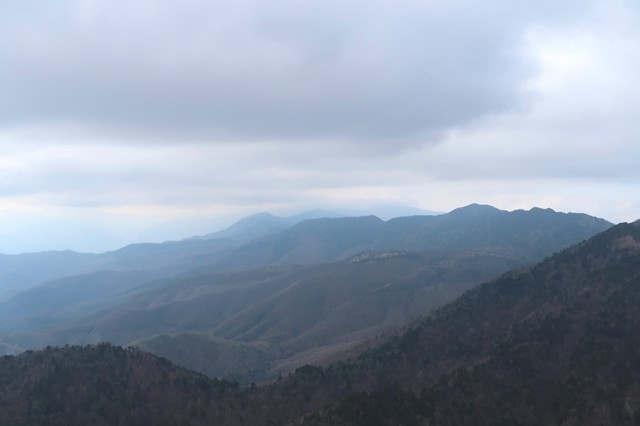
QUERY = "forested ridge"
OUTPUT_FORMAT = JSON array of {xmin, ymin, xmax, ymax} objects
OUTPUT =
[{"xmin": 1, "ymin": 221, "xmax": 639, "ymax": 424}]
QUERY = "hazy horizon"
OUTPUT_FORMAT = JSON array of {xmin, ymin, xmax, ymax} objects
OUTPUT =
[
  {"xmin": 0, "ymin": 202, "xmax": 443, "ymax": 254},
  {"xmin": 0, "ymin": 202, "xmax": 620, "ymax": 255},
  {"xmin": 1, "ymin": 0, "xmax": 639, "ymax": 253}
]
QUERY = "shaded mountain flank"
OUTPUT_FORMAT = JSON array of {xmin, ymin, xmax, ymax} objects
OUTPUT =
[
  {"xmin": 9, "ymin": 249, "xmax": 519, "ymax": 382},
  {"xmin": 0, "ymin": 205, "xmax": 611, "ymax": 382},
  {"xmin": 0, "ymin": 220, "xmax": 639, "ymax": 425}
]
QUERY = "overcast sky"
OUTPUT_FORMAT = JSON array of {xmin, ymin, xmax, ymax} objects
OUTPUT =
[{"xmin": 1, "ymin": 0, "xmax": 639, "ymax": 253}]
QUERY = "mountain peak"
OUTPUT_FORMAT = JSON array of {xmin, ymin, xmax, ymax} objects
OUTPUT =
[{"xmin": 448, "ymin": 203, "xmax": 503, "ymax": 216}]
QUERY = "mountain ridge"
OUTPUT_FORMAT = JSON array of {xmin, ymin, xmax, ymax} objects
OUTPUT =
[
  {"xmin": 0, "ymin": 220, "xmax": 639, "ymax": 424},
  {"xmin": 210, "ymin": 204, "xmax": 611, "ymax": 270},
  {"xmin": 0, "ymin": 205, "xmax": 613, "ymax": 385}
]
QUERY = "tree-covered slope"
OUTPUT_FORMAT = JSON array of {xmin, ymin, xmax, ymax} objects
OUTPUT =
[
  {"xmin": 304, "ymin": 220, "xmax": 640, "ymax": 425},
  {"xmin": 0, "ymin": 343, "xmax": 242, "ymax": 426},
  {"xmin": 2, "ymin": 221, "xmax": 639, "ymax": 425}
]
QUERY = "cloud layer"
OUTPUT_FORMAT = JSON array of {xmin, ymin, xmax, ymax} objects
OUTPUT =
[
  {"xmin": 0, "ymin": 0, "xmax": 639, "ymax": 252},
  {"xmin": 1, "ymin": 0, "xmax": 593, "ymax": 143}
]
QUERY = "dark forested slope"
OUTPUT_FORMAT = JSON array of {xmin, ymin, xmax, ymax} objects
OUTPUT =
[
  {"xmin": 2, "ymin": 221, "xmax": 639, "ymax": 425},
  {"xmin": 304, "ymin": 220, "xmax": 640, "ymax": 425},
  {"xmin": 0, "ymin": 343, "xmax": 241, "ymax": 426}
]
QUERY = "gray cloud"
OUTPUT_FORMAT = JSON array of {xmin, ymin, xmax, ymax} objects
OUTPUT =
[
  {"xmin": 1, "ymin": 0, "xmax": 640, "ymax": 253},
  {"xmin": 0, "ymin": 0, "xmax": 595, "ymax": 146}
]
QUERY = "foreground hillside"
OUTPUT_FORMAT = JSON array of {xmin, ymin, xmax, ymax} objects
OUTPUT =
[
  {"xmin": 1, "ymin": 220, "xmax": 639, "ymax": 425},
  {"xmin": 0, "ymin": 344, "xmax": 241, "ymax": 425}
]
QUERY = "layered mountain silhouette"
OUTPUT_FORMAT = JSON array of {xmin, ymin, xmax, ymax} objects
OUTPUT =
[
  {"xmin": 189, "ymin": 209, "xmax": 342, "ymax": 242},
  {"xmin": 0, "ymin": 238, "xmax": 238, "ymax": 302},
  {"xmin": 0, "ymin": 219, "xmax": 638, "ymax": 424},
  {"xmin": 0, "ymin": 205, "xmax": 612, "ymax": 384},
  {"xmin": 0, "ymin": 207, "xmax": 431, "ymax": 301},
  {"xmin": 207, "ymin": 204, "xmax": 611, "ymax": 269},
  {"xmin": 12, "ymin": 249, "xmax": 518, "ymax": 382}
]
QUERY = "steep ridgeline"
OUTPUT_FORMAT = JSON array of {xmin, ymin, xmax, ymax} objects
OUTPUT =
[
  {"xmin": 1, "ymin": 221, "xmax": 639, "ymax": 425},
  {"xmin": 209, "ymin": 204, "xmax": 611, "ymax": 270}
]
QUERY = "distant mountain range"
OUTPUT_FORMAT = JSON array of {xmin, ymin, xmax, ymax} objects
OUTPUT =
[
  {"xmin": 0, "ymin": 218, "xmax": 638, "ymax": 424},
  {"xmin": 0, "ymin": 204, "xmax": 612, "ymax": 384},
  {"xmin": 188, "ymin": 209, "xmax": 342, "ymax": 242},
  {"xmin": 0, "ymin": 206, "xmax": 435, "ymax": 300},
  {"xmin": 207, "ymin": 204, "xmax": 611, "ymax": 270},
  {"xmin": 135, "ymin": 203, "xmax": 441, "ymax": 244}
]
